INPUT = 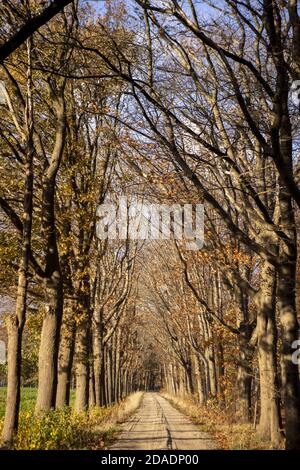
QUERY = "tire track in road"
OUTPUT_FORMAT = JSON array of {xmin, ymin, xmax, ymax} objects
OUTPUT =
[
  {"xmin": 152, "ymin": 393, "xmax": 177, "ymax": 450},
  {"xmin": 109, "ymin": 392, "xmax": 216, "ymax": 450},
  {"xmin": 109, "ymin": 393, "xmax": 167, "ymax": 450}
]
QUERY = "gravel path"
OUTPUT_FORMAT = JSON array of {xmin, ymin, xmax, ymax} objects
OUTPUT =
[{"xmin": 109, "ymin": 393, "xmax": 217, "ymax": 450}]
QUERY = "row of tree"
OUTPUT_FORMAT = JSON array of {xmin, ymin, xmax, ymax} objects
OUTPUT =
[{"xmin": 0, "ymin": 0, "xmax": 146, "ymax": 445}]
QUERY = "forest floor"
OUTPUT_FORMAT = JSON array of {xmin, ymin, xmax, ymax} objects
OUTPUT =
[{"xmin": 109, "ymin": 392, "xmax": 217, "ymax": 450}]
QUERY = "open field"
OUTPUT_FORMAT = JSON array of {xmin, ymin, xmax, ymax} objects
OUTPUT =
[{"xmin": 0, "ymin": 387, "xmax": 76, "ymax": 417}]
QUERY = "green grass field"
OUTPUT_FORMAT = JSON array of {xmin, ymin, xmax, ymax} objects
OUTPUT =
[{"xmin": 0, "ymin": 387, "xmax": 75, "ymax": 417}]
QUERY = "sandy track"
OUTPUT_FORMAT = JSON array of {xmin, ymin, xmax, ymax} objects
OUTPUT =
[{"xmin": 109, "ymin": 393, "xmax": 216, "ymax": 450}]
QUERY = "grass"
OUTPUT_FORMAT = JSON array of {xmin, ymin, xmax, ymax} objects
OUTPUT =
[
  {"xmin": 0, "ymin": 387, "xmax": 75, "ymax": 417},
  {"xmin": 0, "ymin": 387, "xmax": 36, "ymax": 417},
  {"xmin": 161, "ymin": 393, "xmax": 277, "ymax": 450},
  {"xmin": 0, "ymin": 390, "xmax": 144, "ymax": 450}
]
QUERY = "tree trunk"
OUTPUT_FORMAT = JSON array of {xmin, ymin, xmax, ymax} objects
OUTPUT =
[
  {"xmin": 277, "ymin": 255, "xmax": 300, "ymax": 449},
  {"xmin": 236, "ymin": 323, "xmax": 252, "ymax": 423},
  {"xmin": 114, "ymin": 332, "xmax": 121, "ymax": 402},
  {"xmin": 1, "ymin": 317, "xmax": 24, "ymax": 446},
  {"xmin": 35, "ymin": 276, "xmax": 63, "ymax": 412},
  {"xmin": 185, "ymin": 361, "xmax": 194, "ymax": 394},
  {"xmin": 74, "ymin": 317, "xmax": 90, "ymax": 412},
  {"xmin": 276, "ymin": 80, "xmax": 300, "ymax": 450},
  {"xmin": 256, "ymin": 260, "xmax": 282, "ymax": 446},
  {"xmin": 93, "ymin": 334, "xmax": 102, "ymax": 406},
  {"xmin": 100, "ymin": 344, "xmax": 107, "ymax": 406},
  {"xmin": 89, "ymin": 361, "xmax": 96, "ymax": 408},
  {"xmin": 215, "ymin": 343, "xmax": 225, "ymax": 405},
  {"xmin": 56, "ymin": 299, "xmax": 76, "ymax": 408},
  {"xmin": 106, "ymin": 343, "xmax": 113, "ymax": 405},
  {"xmin": 194, "ymin": 353, "xmax": 205, "ymax": 405}
]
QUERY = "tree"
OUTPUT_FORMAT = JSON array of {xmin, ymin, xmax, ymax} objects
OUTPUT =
[
  {"xmin": 1, "ymin": 35, "xmax": 34, "ymax": 446},
  {"xmin": 0, "ymin": 0, "xmax": 74, "ymax": 63}
]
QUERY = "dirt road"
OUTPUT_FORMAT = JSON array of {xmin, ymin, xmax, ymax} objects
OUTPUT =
[{"xmin": 110, "ymin": 393, "xmax": 216, "ymax": 450}]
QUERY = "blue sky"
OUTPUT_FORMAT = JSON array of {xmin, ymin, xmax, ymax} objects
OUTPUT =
[
  {"xmin": 80, "ymin": 0, "xmax": 106, "ymax": 13},
  {"xmin": 79, "ymin": 1, "xmax": 219, "ymax": 20}
]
